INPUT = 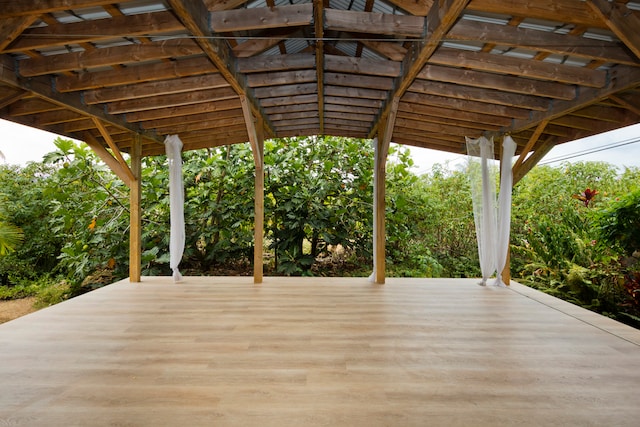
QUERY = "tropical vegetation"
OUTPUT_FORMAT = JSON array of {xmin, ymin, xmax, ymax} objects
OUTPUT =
[{"xmin": 0, "ymin": 136, "xmax": 638, "ymax": 327}]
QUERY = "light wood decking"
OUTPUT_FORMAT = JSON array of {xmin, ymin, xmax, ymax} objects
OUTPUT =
[{"xmin": 1, "ymin": 277, "xmax": 639, "ymax": 426}]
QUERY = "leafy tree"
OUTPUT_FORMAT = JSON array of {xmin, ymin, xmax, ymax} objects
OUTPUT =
[
  {"xmin": 0, "ymin": 162, "xmax": 63, "ymax": 284},
  {"xmin": 43, "ymin": 137, "xmax": 130, "ymax": 284},
  {"xmin": 265, "ymin": 136, "xmax": 374, "ymax": 275}
]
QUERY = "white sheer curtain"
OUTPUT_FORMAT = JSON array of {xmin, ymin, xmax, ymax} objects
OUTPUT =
[
  {"xmin": 165, "ymin": 135, "xmax": 185, "ymax": 282},
  {"xmin": 495, "ymin": 136, "xmax": 517, "ymax": 285},
  {"xmin": 466, "ymin": 136, "xmax": 516, "ymax": 286}
]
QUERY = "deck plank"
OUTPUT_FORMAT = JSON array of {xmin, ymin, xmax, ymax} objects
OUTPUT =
[{"xmin": 1, "ymin": 277, "xmax": 639, "ymax": 426}]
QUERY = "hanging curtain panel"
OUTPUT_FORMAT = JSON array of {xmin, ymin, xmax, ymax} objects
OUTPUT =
[
  {"xmin": 165, "ymin": 135, "xmax": 185, "ymax": 282},
  {"xmin": 466, "ymin": 135, "xmax": 516, "ymax": 286},
  {"xmin": 494, "ymin": 136, "xmax": 517, "ymax": 286},
  {"xmin": 466, "ymin": 136, "xmax": 497, "ymax": 285}
]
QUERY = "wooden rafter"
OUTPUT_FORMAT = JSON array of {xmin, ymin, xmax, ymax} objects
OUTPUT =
[
  {"xmin": 610, "ymin": 95, "xmax": 640, "ymax": 117},
  {"xmin": 324, "ymin": 8, "xmax": 425, "ymax": 37},
  {"xmin": 91, "ymin": 117, "xmax": 136, "ymax": 183},
  {"xmin": 0, "ymin": 15, "xmax": 37, "ymax": 52},
  {"xmin": 448, "ymin": 19, "xmax": 639, "ymax": 66},
  {"xmin": 167, "ymin": 0, "xmax": 274, "ymax": 137},
  {"xmin": 210, "ymin": 3, "xmax": 313, "ymax": 32},
  {"xmin": 429, "ymin": 48, "xmax": 607, "ymax": 88},
  {"xmin": 0, "ymin": 55, "xmax": 161, "ymax": 144},
  {"xmin": 83, "ymin": 132, "xmax": 133, "ymax": 187},
  {"xmin": 4, "ymin": 11, "xmax": 184, "ymax": 53},
  {"xmin": 314, "ymin": 0, "xmax": 325, "ymax": 134},
  {"xmin": 369, "ymin": 0, "xmax": 470, "ymax": 138},
  {"xmin": 513, "ymin": 138, "xmax": 555, "ymax": 186},
  {"xmin": 466, "ymin": 0, "xmax": 607, "ymax": 29},
  {"xmin": 507, "ymin": 65, "xmax": 640, "ymax": 133},
  {"xmin": 586, "ymin": 0, "xmax": 640, "ymax": 60},
  {"xmin": 0, "ymin": 0, "xmax": 117, "ymax": 17},
  {"xmin": 512, "ymin": 120, "xmax": 549, "ymax": 171}
]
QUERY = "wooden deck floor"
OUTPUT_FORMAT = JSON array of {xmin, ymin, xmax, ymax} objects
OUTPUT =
[{"xmin": 1, "ymin": 277, "xmax": 639, "ymax": 426}]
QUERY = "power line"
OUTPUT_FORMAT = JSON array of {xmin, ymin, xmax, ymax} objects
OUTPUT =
[{"xmin": 539, "ymin": 136, "xmax": 640, "ymax": 166}]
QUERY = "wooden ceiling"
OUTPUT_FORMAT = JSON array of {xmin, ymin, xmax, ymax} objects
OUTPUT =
[{"xmin": 1, "ymin": 0, "xmax": 639, "ymax": 159}]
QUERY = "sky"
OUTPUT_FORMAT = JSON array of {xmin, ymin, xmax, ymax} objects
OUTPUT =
[{"xmin": 1, "ymin": 118, "xmax": 640, "ymax": 172}]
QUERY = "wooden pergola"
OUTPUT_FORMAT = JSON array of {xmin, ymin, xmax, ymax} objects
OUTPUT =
[{"xmin": 1, "ymin": 0, "xmax": 639, "ymax": 283}]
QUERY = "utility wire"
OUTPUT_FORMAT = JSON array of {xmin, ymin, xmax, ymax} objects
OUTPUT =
[{"xmin": 539, "ymin": 136, "xmax": 640, "ymax": 166}]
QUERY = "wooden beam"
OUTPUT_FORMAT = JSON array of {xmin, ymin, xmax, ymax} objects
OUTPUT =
[
  {"xmin": 402, "ymin": 92, "xmax": 531, "ymax": 120},
  {"xmin": 237, "ymin": 53, "xmax": 316, "ymax": 73},
  {"xmin": 369, "ymin": 0, "xmax": 469, "ymax": 139},
  {"xmin": 385, "ymin": 0, "xmax": 432, "ymax": 16},
  {"xmin": 429, "ymin": 48, "xmax": 607, "ymax": 88},
  {"xmin": 373, "ymin": 97, "xmax": 399, "ymax": 285},
  {"xmin": 240, "ymin": 95, "xmax": 262, "ymax": 170},
  {"xmin": 0, "ymin": 91, "xmax": 27, "ymax": 109},
  {"xmin": 512, "ymin": 120, "xmax": 549, "ymax": 171},
  {"xmin": 129, "ymin": 137, "xmax": 142, "ymax": 283},
  {"xmin": 324, "ymin": 55, "xmax": 401, "ymax": 78},
  {"xmin": 210, "ymin": 3, "xmax": 313, "ymax": 32},
  {"xmin": 83, "ymin": 132, "xmax": 133, "ymax": 187},
  {"xmin": 56, "ymin": 56, "xmax": 216, "ymax": 92},
  {"xmin": 513, "ymin": 138, "xmax": 555, "ymax": 186},
  {"xmin": 507, "ymin": 65, "xmax": 640, "ymax": 133},
  {"xmin": 246, "ymin": 70, "xmax": 317, "ymax": 88},
  {"xmin": 253, "ymin": 119, "xmax": 265, "ymax": 284},
  {"xmin": 84, "ymin": 74, "xmax": 230, "ymax": 104},
  {"xmin": 409, "ymin": 80, "xmax": 551, "ymax": 111},
  {"xmin": 0, "ymin": 0, "xmax": 116, "ymax": 17},
  {"xmin": 18, "ymin": 38, "xmax": 202, "ymax": 77},
  {"xmin": 106, "ymin": 87, "xmax": 238, "ymax": 115},
  {"xmin": 4, "ymin": 11, "xmax": 184, "ymax": 53},
  {"xmin": 314, "ymin": 0, "xmax": 325, "ymax": 134},
  {"xmin": 324, "ymin": 8, "xmax": 425, "ymax": 37},
  {"xmin": 466, "ymin": 0, "xmax": 606, "ymax": 29},
  {"xmin": 91, "ymin": 118, "xmax": 136, "ymax": 183},
  {"xmin": 0, "ymin": 15, "xmax": 37, "ymax": 52},
  {"xmin": 0, "ymin": 55, "xmax": 162, "ymax": 144},
  {"xmin": 418, "ymin": 64, "xmax": 576, "ymax": 101},
  {"xmin": 610, "ymin": 95, "xmax": 640, "ymax": 117},
  {"xmin": 168, "ymin": 0, "xmax": 274, "ymax": 137},
  {"xmin": 448, "ymin": 18, "xmax": 640, "ymax": 66},
  {"xmin": 587, "ymin": 0, "xmax": 640, "ymax": 60}
]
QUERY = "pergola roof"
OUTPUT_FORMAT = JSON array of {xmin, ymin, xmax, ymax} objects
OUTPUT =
[{"xmin": 1, "ymin": 0, "xmax": 640, "ymax": 160}]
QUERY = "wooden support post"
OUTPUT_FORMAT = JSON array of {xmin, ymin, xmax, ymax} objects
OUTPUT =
[
  {"xmin": 254, "ymin": 127, "xmax": 265, "ymax": 284},
  {"xmin": 501, "ymin": 249, "xmax": 511, "ymax": 286},
  {"xmin": 129, "ymin": 137, "xmax": 142, "ymax": 283},
  {"xmin": 241, "ymin": 94, "xmax": 265, "ymax": 284},
  {"xmin": 373, "ymin": 97, "xmax": 399, "ymax": 285},
  {"xmin": 500, "ymin": 144, "xmax": 512, "ymax": 286},
  {"xmin": 373, "ymin": 136, "xmax": 386, "ymax": 284}
]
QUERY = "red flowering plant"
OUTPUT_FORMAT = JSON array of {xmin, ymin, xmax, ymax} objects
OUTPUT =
[{"xmin": 572, "ymin": 187, "xmax": 599, "ymax": 207}]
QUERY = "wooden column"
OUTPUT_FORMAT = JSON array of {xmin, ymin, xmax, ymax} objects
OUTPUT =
[
  {"xmin": 253, "ymin": 128, "xmax": 265, "ymax": 284},
  {"xmin": 500, "ymin": 146, "xmax": 511, "ymax": 286},
  {"xmin": 373, "ymin": 137, "xmax": 387, "ymax": 284},
  {"xmin": 373, "ymin": 97, "xmax": 398, "ymax": 285},
  {"xmin": 241, "ymin": 95, "xmax": 265, "ymax": 284},
  {"xmin": 129, "ymin": 137, "xmax": 142, "ymax": 283}
]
